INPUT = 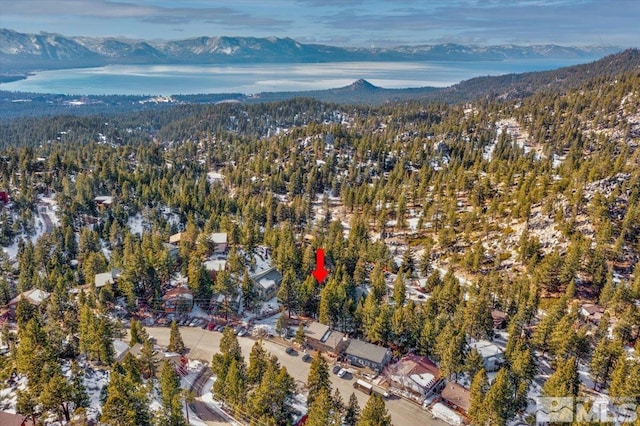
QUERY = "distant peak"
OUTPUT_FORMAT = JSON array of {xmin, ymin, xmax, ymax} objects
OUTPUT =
[{"xmin": 347, "ymin": 79, "xmax": 379, "ymax": 90}]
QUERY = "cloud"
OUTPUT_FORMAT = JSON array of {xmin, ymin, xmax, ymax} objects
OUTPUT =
[{"xmin": 2, "ymin": 0, "xmax": 291, "ymax": 30}]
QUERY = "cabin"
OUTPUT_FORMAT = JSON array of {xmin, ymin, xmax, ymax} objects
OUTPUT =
[
  {"xmin": 163, "ymin": 287, "xmax": 194, "ymax": 313},
  {"xmin": 169, "ymin": 232, "xmax": 184, "ymax": 244},
  {"xmin": 0, "ymin": 411, "xmax": 35, "ymax": 426},
  {"xmin": 209, "ymin": 232, "xmax": 228, "ymax": 254},
  {"xmin": 468, "ymin": 340, "xmax": 504, "ymax": 372},
  {"xmin": 6, "ymin": 289, "xmax": 51, "ymax": 320},
  {"xmin": 580, "ymin": 303, "xmax": 605, "ymax": 324},
  {"xmin": 440, "ymin": 382, "xmax": 471, "ymax": 416},
  {"xmin": 94, "ymin": 268, "xmax": 122, "ymax": 290},
  {"xmin": 94, "ymin": 195, "xmax": 114, "ymax": 209},
  {"xmin": 344, "ymin": 339, "xmax": 392, "ymax": 372},
  {"xmin": 204, "ymin": 258, "xmax": 227, "ymax": 282}
]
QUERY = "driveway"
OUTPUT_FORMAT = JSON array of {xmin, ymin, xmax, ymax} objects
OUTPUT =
[{"xmin": 147, "ymin": 326, "xmax": 448, "ymax": 426}]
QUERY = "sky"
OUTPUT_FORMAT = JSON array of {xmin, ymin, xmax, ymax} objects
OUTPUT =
[{"xmin": 1, "ymin": 0, "xmax": 639, "ymax": 47}]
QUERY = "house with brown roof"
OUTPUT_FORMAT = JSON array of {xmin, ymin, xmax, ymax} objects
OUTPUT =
[
  {"xmin": 580, "ymin": 303, "xmax": 605, "ymax": 324},
  {"xmin": 384, "ymin": 354, "xmax": 443, "ymax": 400},
  {"xmin": 6, "ymin": 289, "xmax": 50, "ymax": 320},
  {"xmin": 163, "ymin": 287, "xmax": 194, "ymax": 313},
  {"xmin": 0, "ymin": 411, "xmax": 35, "ymax": 426},
  {"xmin": 441, "ymin": 382, "xmax": 471, "ymax": 415},
  {"xmin": 304, "ymin": 321, "xmax": 349, "ymax": 355}
]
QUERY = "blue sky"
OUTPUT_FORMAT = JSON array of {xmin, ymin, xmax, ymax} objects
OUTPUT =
[{"xmin": 1, "ymin": 0, "xmax": 638, "ymax": 47}]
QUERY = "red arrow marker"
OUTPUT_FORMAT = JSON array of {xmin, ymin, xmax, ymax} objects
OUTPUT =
[{"xmin": 312, "ymin": 248, "xmax": 329, "ymax": 284}]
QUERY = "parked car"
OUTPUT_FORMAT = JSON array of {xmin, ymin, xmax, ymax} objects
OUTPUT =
[
  {"xmin": 237, "ymin": 328, "xmax": 248, "ymax": 337},
  {"xmin": 337, "ymin": 368, "xmax": 347, "ymax": 378},
  {"xmin": 332, "ymin": 365, "xmax": 341, "ymax": 374},
  {"xmin": 285, "ymin": 347, "xmax": 296, "ymax": 355},
  {"xmin": 206, "ymin": 322, "xmax": 215, "ymax": 331}
]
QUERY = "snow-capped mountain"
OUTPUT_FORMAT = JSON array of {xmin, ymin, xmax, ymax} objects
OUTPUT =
[{"xmin": 0, "ymin": 28, "xmax": 620, "ymax": 72}]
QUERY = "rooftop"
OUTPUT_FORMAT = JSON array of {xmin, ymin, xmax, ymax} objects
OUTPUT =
[
  {"xmin": 469, "ymin": 340, "xmax": 503, "ymax": 359},
  {"xmin": 345, "ymin": 339, "xmax": 389, "ymax": 364},
  {"xmin": 209, "ymin": 232, "xmax": 228, "ymax": 244},
  {"xmin": 441, "ymin": 382, "xmax": 471, "ymax": 412},
  {"xmin": 8, "ymin": 288, "xmax": 51, "ymax": 306}
]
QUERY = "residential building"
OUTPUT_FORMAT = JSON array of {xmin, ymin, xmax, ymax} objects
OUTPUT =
[
  {"xmin": 169, "ymin": 232, "xmax": 184, "ymax": 244},
  {"xmin": 580, "ymin": 303, "xmax": 605, "ymax": 323},
  {"xmin": 491, "ymin": 309, "xmax": 507, "ymax": 329},
  {"xmin": 94, "ymin": 268, "xmax": 122, "ymax": 289},
  {"xmin": 441, "ymin": 382, "xmax": 471, "ymax": 415},
  {"xmin": 94, "ymin": 195, "xmax": 114, "ymax": 208},
  {"xmin": 304, "ymin": 321, "xmax": 348, "ymax": 355},
  {"xmin": 163, "ymin": 242, "xmax": 179, "ymax": 260},
  {"xmin": 209, "ymin": 232, "xmax": 228, "ymax": 253},
  {"xmin": 251, "ymin": 268, "xmax": 283, "ymax": 301},
  {"xmin": 6, "ymin": 288, "xmax": 50, "ymax": 320},
  {"xmin": 468, "ymin": 340, "xmax": 504, "ymax": 372},
  {"xmin": 204, "ymin": 258, "xmax": 227, "ymax": 282},
  {"xmin": 384, "ymin": 354, "xmax": 443, "ymax": 399},
  {"xmin": 344, "ymin": 338, "xmax": 392, "ymax": 372},
  {"xmin": 163, "ymin": 287, "xmax": 194, "ymax": 313},
  {"xmin": 0, "ymin": 411, "xmax": 35, "ymax": 426}
]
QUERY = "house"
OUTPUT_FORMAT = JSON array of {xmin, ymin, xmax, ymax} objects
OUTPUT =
[
  {"xmin": 468, "ymin": 340, "xmax": 504, "ymax": 372},
  {"xmin": 204, "ymin": 258, "xmax": 227, "ymax": 282},
  {"xmin": 491, "ymin": 309, "xmax": 507, "ymax": 329},
  {"xmin": 163, "ymin": 287, "xmax": 194, "ymax": 313},
  {"xmin": 384, "ymin": 354, "xmax": 443, "ymax": 400},
  {"xmin": 304, "ymin": 321, "xmax": 349, "ymax": 355},
  {"xmin": 163, "ymin": 243, "xmax": 179, "ymax": 260},
  {"xmin": 94, "ymin": 268, "xmax": 122, "ymax": 289},
  {"xmin": 0, "ymin": 411, "xmax": 35, "ymax": 426},
  {"xmin": 115, "ymin": 338, "xmax": 185, "ymax": 369},
  {"xmin": 169, "ymin": 232, "xmax": 184, "ymax": 244},
  {"xmin": 580, "ymin": 303, "xmax": 605, "ymax": 323},
  {"xmin": 6, "ymin": 288, "xmax": 50, "ymax": 320},
  {"xmin": 251, "ymin": 268, "xmax": 283, "ymax": 301},
  {"xmin": 344, "ymin": 339, "xmax": 392, "ymax": 372},
  {"xmin": 441, "ymin": 382, "xmax": 471, "ymax": 415},
  {"xmin": 94, "ymin": 195, "xmax": 114, "ymax": 208},
  {"xmin": 209, "ymin": 232, "xmax": 228, "ymax": 254}
]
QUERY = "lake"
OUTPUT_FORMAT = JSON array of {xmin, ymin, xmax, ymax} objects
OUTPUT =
[{"xmin": 0, "ymin": 58, "xmax": 595, "ymax": 96}]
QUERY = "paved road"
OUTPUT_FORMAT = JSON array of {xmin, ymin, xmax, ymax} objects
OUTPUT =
[
  {"xmin": 148, "ymin": 327, "xmax": 447, "ymax": 426},
  {"xmin": 189, "ymin": 365, "xmax": 232, "ymax": 425}
]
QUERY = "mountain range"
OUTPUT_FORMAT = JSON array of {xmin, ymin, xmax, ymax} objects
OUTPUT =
[{"xmin": 0, "ymin": 28, "xmax": 620, "ymax": 74}]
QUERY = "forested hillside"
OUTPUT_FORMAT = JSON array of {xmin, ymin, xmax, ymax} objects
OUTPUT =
[{"xmin": 0, "ymin": 64, "xmax": 638, "ymax": 425}]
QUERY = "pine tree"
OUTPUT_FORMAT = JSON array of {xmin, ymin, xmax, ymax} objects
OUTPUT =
[
  {"xmin": 40, "ymin": 370, "xmax": 74, "ymax": 422},
  {"xmin": 469, "ymin": 368, "xmax": 489, "ymax": 425},
  {"xmin": 101, "ymin": 369, "xmax": 152, "ymax": 426},
  {"xmin": 590, "ymin": 337, "xmax": 623, "ymax": 390},
  {"xmin": 139, "ymin": 339, "xmax": 158, "ymax": 379},
  {"xmin": 247, "ymin": 340, "xmax": 268, "ymax": 386},
  {"xmin": 392, "ymin": 272, "xmax": 406, "ymax": 307},
  {"xmin": 306, "ymin": 388, "xmax": 338, "ymax": 426},
  {"xmin": 168, "ymin": 320, "xmax": 185, "ymax": 354},
  {"xmin": 159, "ymin": 360, "xmax": 181, "ymax": 409},
  {"xmin": 356, "ymin": 394, "xmax": 392, "ymax": 426},
  {"xmin": 295, "ymin": 322, "xmax": 306, "ymax": 346},
  {"xmin": 465, "ymin": 347, "xmax": 484, "ymax": 381},
  {"xmin": 278, "ymin": 268, "xmax": 299, "ymax": 318},
  {"xmin": 129, "ymin": 318, "xmax": 147, "ymax": 346},
  {"xmin": 344, "ymin": 393, "xmax": 361, "ymax": 426},
  {"xmin": 307, "ymin": 351, "xmax": 331, "ymax": 409},
  {"xmin": 542, "ymin": 356, "xmax": 580, "ymax": 398},
  {"xmin": 483, "ymin": 368, "xmax": 515, "ymax": 426}
]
